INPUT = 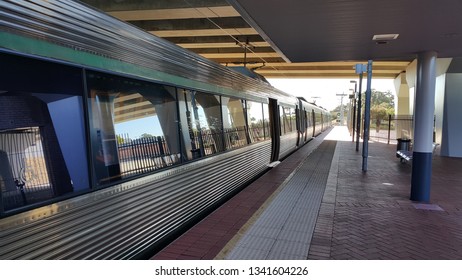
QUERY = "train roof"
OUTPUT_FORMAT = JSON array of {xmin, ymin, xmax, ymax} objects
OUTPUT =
[
  {"xmin": 0, "ymin": 0, "xmax": 297, "ymax": 104},
  {"xmin": 297, "ymin": 97, "xmax": 329, "ymax": 112}
]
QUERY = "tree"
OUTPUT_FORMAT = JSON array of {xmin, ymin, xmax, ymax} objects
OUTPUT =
[
  {"xmin": 140, "ymin": 133, "xmax": 154, "ymax": 139},
  {"xmin": 369, "ymin": 89, "xmax": 395, "ymax": 132},
  {"xmin": 371, "ymin": 89, "xmax": 394, "ymax": 108},
  {"xmin": 330, "ymin": 104, "xmax": 346, "ymax": 121},
  {"xmin": 331, "ymin": 104, "xmax": 343, "ymax": 112}
]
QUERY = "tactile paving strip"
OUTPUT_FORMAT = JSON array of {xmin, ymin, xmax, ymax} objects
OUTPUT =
[{"xmin": 225, "ymin": 140, "xmax": 337, "ymax": 259}]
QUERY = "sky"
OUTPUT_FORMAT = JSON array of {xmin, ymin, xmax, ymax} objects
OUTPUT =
[
  {"xmin": 268, "ymin": 78, "xmax": 396, "ymax": 111},
  {"xmin": 115, "ymin": 116, "xmax": 161, "ymax": 139}
]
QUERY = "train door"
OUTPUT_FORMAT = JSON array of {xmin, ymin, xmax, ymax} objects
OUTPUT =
[
  {"xmin": 312, "ymin": 109, "xmax": 316, "ymax": 137},
  {"xmin": 268, "ymin": 98, "xmax": 280, "ymax": 162},
  {"xmin": 295, "ymin": 105, "xmax": 301, "ymax": 147},
  {"xmin": 304, "ymin": 109, "xmax": 308, "ymax": 142}
]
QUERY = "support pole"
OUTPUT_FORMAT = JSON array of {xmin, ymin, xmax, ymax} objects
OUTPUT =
[
  {"xmin": 387, "ymin": 114, "xmax": 392, "ymax": 144},
  {"xmin": 410, "ymin": 51, "xmax": 437, "ymax": 202},
  {"xmin": 350, "ymin": 81, "xmax": 357, "ymax": 142},
  {"xmin": 362, "ymin": 60, "xmax": 373, "ymax": 172},
  {"xmin": 355, "ymin": 70, "xmax": 364, "ymax": 152},
  {"xmin": 352, "ymin": 98, "xmax": 356, "ymax": 141}
]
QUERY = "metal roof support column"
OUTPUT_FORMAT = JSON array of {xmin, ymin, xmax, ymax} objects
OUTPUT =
[
  {"xmin": 354, "ymin": 64, "xmax": 366, "ymax": 152},
  {"xmin": 410, "ymin": 51, "xmax": 437, "ymax": 202},
  {"xmin": 362, "ymin": 60, "xmax": 373, "ymax": 172}
]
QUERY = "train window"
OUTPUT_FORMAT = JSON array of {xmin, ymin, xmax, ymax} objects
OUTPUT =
[
  {"xmin": 0, "ymin": 53, "xmax": 88, "ymax": 212},
  {"xmin": 316, "ymin": 112, "xmax": 322, "ymax": 125},
  {"xmin": 178, "ymin": 89, "xmax": 223, "ymax": 160},
  {"xmin": 304, "ymin": 109, "xmax": 310, "ymax": 137},
  {"xmin": 279, "ymin": 106, "xmax": 285, "ymax": 135},
  {"xmin": 290, "ymin": 107, "xmax": 297, "ymax": 132},
  {"xmin": 86, "ymin": 72, "xmax": 180, "ymax": 186},
  {"xmin": 247, "ymin": 101, "xmax": 265, "ymax": 143},
  {"xmin": 222, "ymin": 97, "xmax": 249, "ymax": 149},
  {"xmin": 280, "ymin": 106, "xmax": 295, "ymax": 135},
  {"xmin": 263, "ymin": 103, "xmax": 271, "ymax": 139},
  {"xmin": 306, "ymin": 109, "xmax": 312, "ymax": 129}
]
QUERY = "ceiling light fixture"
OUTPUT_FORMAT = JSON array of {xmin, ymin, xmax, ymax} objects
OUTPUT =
[{"xmin": 373, "ymin": 34, "xmax": 399, "ymax": 44}]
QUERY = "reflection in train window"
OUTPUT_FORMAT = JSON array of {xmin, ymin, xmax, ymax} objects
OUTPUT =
[
  {"xmin": 263, "ymin": 103, "xmax": 271, "ymax": 139},
  {"xmin": 306, "ymin": 109, "xmax": 312, "ymax": 129},
  {"xmin": 291, "ymin": 107, "xmax": 298, "ymax": 133},
  {"xmin": 280, "ymin": 106, "xmax": 290, "ymax": 135},
  {"xmin": 222, "ymin": 97, "xmax": 249, "ymax": 149},
  {"xmin": 279, "ymin": 106, "xmax": 284, "ymax": 135},
  {"xmin": 178, "ymin": 89, "xmax": 223, "ymax": 160},
  {"xmin": 86, "ymin": 72, "xmax": 180, "ymax": 186},
  {"xmin": 1, "ymin": 127, "xmax": 52, "ymax": 211},
  {"xmin": 0, "ymin": 53, "xmax": 87, "ymax": 212},
  {"xmin": 280, "ymin": 105, "xmax": 297, "ymax": 135},
  {"xmin": 246, "ymin": 101, "xmax": 265, "ymax": 143},
  {"xmin": 315, "ymin": 111, "xmax": 322, "ymax": 126}
]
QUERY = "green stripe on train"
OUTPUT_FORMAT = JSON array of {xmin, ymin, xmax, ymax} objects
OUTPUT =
[{"xmin": 0, "ymin": 32, "xmax": 248, "ymax": 98}]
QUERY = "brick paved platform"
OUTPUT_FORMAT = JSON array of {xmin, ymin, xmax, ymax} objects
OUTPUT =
[
  {"xmin": 309, "ymin": 128, "xmax": 462, "ymax": 260},
  {"xmin": 151, "ymin": 126, "xmax": 462, "ymax": 260},
  {"xmin": 223, "ymin": 140, "xmax": 336, "ymax": 259}
]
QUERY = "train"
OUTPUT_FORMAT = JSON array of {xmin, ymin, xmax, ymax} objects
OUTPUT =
[{"xmin": 0, "ymin": 0, "xmax": 330, "ymax": 259}]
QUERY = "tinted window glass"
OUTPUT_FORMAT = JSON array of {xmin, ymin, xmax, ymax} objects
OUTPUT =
[
  {"xmin": 291, "ymin": 107, "xmax": 297, "ymax": 132},
  {"xmin": 306, "ymin": 109, "xmax": 312, "ymax": 128},
  {"xmin": 279, "ymin": 106, "xmax": 285, "ymax": 135},
  {"xmin": 87, "ymin": 72, "xmax": 180, "ymax": 186},
  {"xmin": 0, "ymin": 53, "xmax": 87, "ymax": 212},
  {"xmin": 178, "ymin": 89, "xmax": 223, "ymax": 160},
  {"xmin": 247, "ymin": 101, "xmax": 265, "ymax": 143},
  {"xmin": 263, "ymin": 103, "xmax": 271, "ymax": 139},
  {"xmin": 222, "ymin": 97, "xmax": 249, "ymax": 149},
  {"xmin": 316, "ymin": 111, "xmax": 322, "ymax": 125},
  {"xmin": 281, "ymin": 106, "xmax": 292, "ymax": 135}
]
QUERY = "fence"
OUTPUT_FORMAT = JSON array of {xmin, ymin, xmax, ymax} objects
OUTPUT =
[
  {"xmin": 0, "ymin": 127, "xmax": 54, "ymax": 211},
  {"xmin": 117, "ymin": 134, "xmax": 180, "ymax": 177},
  {"xmin": 349, "ymin": 115, "xmax": 418, "ymax": 144}
]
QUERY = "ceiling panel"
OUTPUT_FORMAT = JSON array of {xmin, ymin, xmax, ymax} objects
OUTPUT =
[
  {"xmin": 81, "ymin": 0, "xmax": 413, "ymax": 79},
  {"xmin": 228, "ymin": 0, "xmax": 462, "ymax": 61}
]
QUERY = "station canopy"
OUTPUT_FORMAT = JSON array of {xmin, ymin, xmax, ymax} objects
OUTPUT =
[{"xmin": 81, "ymin": 0, "xmax": 462, "ymax": 80}]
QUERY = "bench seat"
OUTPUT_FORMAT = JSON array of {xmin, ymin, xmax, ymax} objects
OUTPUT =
[
  {"xmin": 397, "ymin": 150, "xmax": 413, "ymax": 163},
  {"xmin": 396, "ymin": 143, "xmax": 439, "ymax": 163}
]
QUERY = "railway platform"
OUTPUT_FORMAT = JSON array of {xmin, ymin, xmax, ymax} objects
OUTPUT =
[{"xmin": 151, "ymin": 126, "xmax": 462, "ymax": 260}]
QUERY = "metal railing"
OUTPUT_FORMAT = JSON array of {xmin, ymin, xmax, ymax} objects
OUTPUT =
[
  {"xmin": 117, "ymin": 134, "xmax": 180, "ymax": 177},
  {"xmin": 350, "ymin": 115, "xmax": 420, "ymax": 144},
  {"xmin": 1, "ymin": 127, "xmax": 54, "ymax": 211}
]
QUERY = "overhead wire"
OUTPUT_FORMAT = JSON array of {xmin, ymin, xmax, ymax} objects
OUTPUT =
[{"xmin": 181, "ymin": 0, "xmax": 286, "ymax": 76}]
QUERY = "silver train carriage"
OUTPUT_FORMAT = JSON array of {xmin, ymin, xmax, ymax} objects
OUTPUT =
[{"xmin": 0, "ymin": 0, "xmax": 330, "ymax": 259}]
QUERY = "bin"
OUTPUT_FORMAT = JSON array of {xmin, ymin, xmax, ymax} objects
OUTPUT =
[{"xmin": 396, "ymin": 138, "xmax": 411, "ymax": 157}]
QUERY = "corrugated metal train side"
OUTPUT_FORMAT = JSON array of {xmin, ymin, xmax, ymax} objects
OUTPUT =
[{"xmin": 0, "ymin": 0, "xmax": 330, "ymax": 259}]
